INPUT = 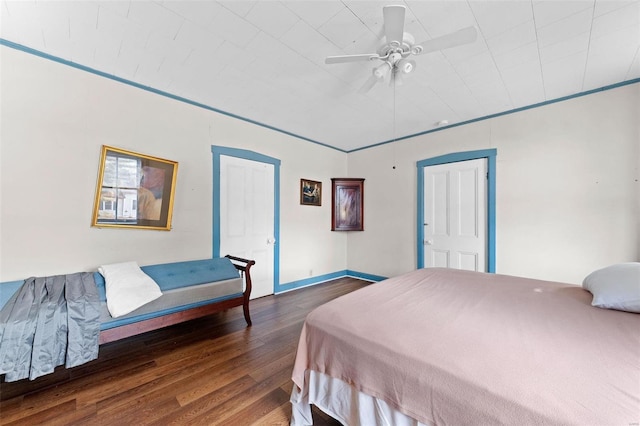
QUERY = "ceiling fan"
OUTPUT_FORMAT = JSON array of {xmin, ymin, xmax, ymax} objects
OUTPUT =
[{"xmin": 325, "ymin": 5, "xmax": 478, "ymax": 92}]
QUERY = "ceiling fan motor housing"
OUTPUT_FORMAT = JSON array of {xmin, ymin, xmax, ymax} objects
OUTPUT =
[{"xmin": 377, "ymin": 32, "xmax": 415, "ymax": 59}]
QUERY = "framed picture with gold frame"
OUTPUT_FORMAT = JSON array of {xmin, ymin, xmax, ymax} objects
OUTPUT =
[
  {"xmin": 300, "ymin": 178, "xmax": 322, "ymax": 206},
  {"xmin": 91, "ymin": 145, "xmax": 178, "ymax": 231},
  {"xmin": 331, "ymin": 178, "xmax": 364, "ymax": 231}
]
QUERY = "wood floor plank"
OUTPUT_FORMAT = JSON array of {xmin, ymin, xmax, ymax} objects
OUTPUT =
[
  {"xmin": 99, "ymin": 393, "xmax": 182, "ymax": 426},
  {"xmin": 249, "ymin": 351, "xmax": 296, "ymax": 383},
  {"xmin": 1, "ymin": 399, "xmax": 77, "ymax": 426},
  {"xmin": 0, "ymin": 360, "xmax": 152, "ymax": 423},
  {"xmin": 146, "ymin": 375, "xmax": 257, "ymax": 425},
  {"xmin": 94, "ymin": 357, "xmax": 239, "ymax": 416},
  {"xmin": 173, "ymin": 339, "xmax": 298, "ymax": 409},
  {"xmin": 92, "ymin": 335, "xmax": 267, "ymax": 411},
  {"xmin": 175, "ymin": 361, "xmax": 261, "ymax": 407},
  {"xmin": 0, "ymin": 277, "xmax": 370, "ymax": 425},
  {"xmin": 222, "ymin": 387, "xmax": 291, "ymax": 425},
  {"xmin": 251, "ymin": 401, "xmax": 292, "ymax": 426},
  {"xmin": 176, "ymin": 365, "xmax": 294, "ymax": 426},
  {"xmin": 33, "ymin": 404, "xmax": 97, "ymax": 426}
]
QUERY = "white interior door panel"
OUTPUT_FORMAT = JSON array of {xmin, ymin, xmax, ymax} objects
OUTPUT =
[
  {"xmin": 220, "ymin": 155, "xmax": 274, "ymax": 299},
  {"xmin": 424, "ymin": 158, "xmax": 487, "ymax": 272}
]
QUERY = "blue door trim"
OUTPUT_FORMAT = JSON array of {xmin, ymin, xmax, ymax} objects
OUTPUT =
[
  {"xmin": 417, "ymin": 149, "xmax": 497, "ymax": 272},
  {"xmin": 211, "ymin": 145, "xmax": 281, "ymax": 291}
]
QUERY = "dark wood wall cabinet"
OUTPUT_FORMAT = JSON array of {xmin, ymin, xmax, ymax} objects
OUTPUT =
[{"xmin": 331, "ymin": 178, "xmax": 364, "ymax": 231}]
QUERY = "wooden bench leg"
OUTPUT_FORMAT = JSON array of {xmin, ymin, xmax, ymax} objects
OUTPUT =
[{"xmin": 243, "ymin": 300, "xmax": 252, "ymax": 326}]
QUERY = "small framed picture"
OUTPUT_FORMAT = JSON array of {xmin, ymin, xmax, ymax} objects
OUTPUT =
[
  {"xmin": 92, "ymin": 145, "xmax": 178, "ymax": 231},
  {"xmin": 300, "ymin": 179, "xmax": 322, "ymax": 206}
]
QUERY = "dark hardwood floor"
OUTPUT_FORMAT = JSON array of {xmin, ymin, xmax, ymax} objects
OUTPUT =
[{"xmin": 0, "ymin": 277, "xmax": 370, "ymax": 425}]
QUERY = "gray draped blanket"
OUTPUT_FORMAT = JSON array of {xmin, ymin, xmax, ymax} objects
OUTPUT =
[{"xmin": 0, "ymin": 273, "xmax": 100, "ymax": 382}]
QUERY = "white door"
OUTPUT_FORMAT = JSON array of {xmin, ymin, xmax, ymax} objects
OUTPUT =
[
  {"xmin": 423, "ymin": 158, "xmax": 487, "ymax": 271},
  {"xmin": 219, "ymin": 155, "xmax": 275, "ymax": 299}
]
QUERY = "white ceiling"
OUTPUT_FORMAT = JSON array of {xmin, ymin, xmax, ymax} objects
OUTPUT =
[{"xmin": 1, "ymin": 0, "xmax": 638, "ymax": 152}]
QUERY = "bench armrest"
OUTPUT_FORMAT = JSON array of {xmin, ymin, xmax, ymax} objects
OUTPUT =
[{"xmin": 224, "ymin": 255, "xmax": 256, "ymax": 326}]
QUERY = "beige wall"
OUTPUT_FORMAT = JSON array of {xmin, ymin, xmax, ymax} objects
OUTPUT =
[
  {"xmin": 0, "ymin": 46, "xmax": 347, "ymax": 282},
  {"xmin": 1, "ymin": 45, "xmax": 638, "ymax": 287},
  {"xmin": 348, "ymin": 83, "xmax": 639, "ymax": 284}
]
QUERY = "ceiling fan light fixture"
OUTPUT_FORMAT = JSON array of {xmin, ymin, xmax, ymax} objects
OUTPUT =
[
  {"xmin": 400, "ymin": 59, "xmax": 416, "ymax": 74},
  {"xmin": 373, "ymin": 61, "xmax": 392, "ymax": 79}
]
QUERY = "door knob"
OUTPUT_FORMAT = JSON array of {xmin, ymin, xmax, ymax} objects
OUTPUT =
[
  {"xmin": 267, "ymin": 237, "xmax": 276, "ymax": 245},
  {"xmin": 424, "ymin": 239, "xmax": 433, "ymax": 245}
]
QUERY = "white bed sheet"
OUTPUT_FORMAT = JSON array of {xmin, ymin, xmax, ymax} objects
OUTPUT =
[{"xmin": 290, "ymin": 370, "xmax": 430, "ymax": 426}]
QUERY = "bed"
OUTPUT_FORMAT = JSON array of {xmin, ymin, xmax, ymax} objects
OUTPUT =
[{"xmin": 291, "ymin": 266, "xmax": 640, "ymax": 425}]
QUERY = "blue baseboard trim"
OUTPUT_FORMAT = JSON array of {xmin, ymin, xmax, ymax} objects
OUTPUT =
[
  {"xmin": 275, "ymin": 270, "xmax": 387, "ymax": 294},
  {"xmin": 276, "ymin": 270, "xmax": 347, "ymax": 293},
  {"xmin": 0, "ymin": 280, "xmax": 25, "ymax": 309},
  {"xmin": 346, "ymin": 270, "xmax": 387, "ymax": 282}
]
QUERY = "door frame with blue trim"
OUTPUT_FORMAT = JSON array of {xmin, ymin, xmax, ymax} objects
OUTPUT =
[
  {"xmin": 417, "ymin": 149, "xmax": 496, "ymax": 272},
  {"xmin": 211, "ymin": 145, "xmax": 281, "ymax": 291}
]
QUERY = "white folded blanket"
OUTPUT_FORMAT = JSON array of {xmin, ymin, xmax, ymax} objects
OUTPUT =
[{"xmin": 98, "ymin": 261, "xmax": 163, "ymax": 318}]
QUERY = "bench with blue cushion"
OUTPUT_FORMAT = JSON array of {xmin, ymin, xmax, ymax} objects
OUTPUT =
[{"xmin": 0, "ymin": 255, "xmax": 255, "ymax": 345}]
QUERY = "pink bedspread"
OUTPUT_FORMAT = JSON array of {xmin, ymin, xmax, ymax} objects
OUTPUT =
[{"xmin": 292, "ymin": 268, "xmax": 640, "ymax": 425}]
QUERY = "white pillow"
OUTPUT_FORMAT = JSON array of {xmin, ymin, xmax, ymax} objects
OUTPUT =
[
  {"xmin": 582, "ymin": 262, "xmax": 640, "ymax": 313},
  {"xmin": 99, "ymin": 261, "xmax": 163, "ymax": 318}
]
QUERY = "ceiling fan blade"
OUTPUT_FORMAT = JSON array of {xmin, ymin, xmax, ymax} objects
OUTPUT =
[
  {"xmin": 325, "ymin": 53, "xmax": 379, "ymax": 64},
  {"xmin": 383, "ymin": 5, "xmax": 406, "ymax": 45},
  {"xmin": 414, "ymin": 26, "xmax": 478, "ymax": 55},
  {"xmin": 358, "ymin": 75, "xmax": 380, "ymax": 93}
]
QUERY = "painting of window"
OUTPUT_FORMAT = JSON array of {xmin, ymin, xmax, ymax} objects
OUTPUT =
[{"xmin": 92, "ymin": 146, "xmax": 178, "ymax": 231}]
